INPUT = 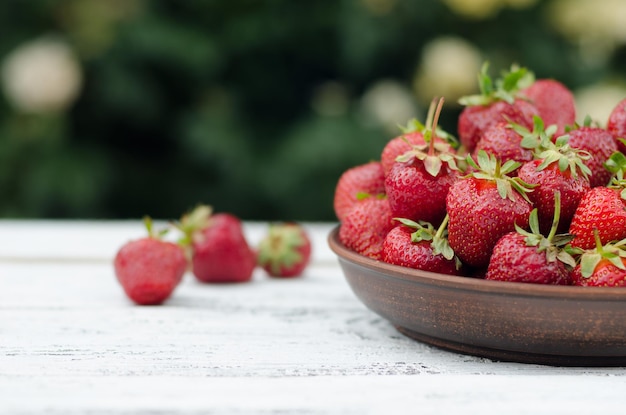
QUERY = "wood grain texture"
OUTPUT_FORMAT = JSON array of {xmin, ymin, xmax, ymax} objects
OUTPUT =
[{"xmin": 1, "ymin": 221, "xmax": 626, "ymax": 414}]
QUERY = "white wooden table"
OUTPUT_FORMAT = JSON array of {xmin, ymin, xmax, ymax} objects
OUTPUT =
[{"xmin": 2, "ymin": 220, "xmax": 626, "ymax": 414}]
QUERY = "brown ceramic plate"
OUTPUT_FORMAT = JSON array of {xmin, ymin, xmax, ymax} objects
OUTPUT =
[{"xmin": 328, "ymin": 226, "xmax": 626, "ymax": 366}]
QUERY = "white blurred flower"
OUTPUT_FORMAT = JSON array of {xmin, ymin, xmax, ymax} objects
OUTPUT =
[
  {"xmin": 413, "ymin": 37, "xmax": 483, "ymax": 105},
  {"xmin": 441, "ymin": 0, "xmax": 504, "ymax": 19},
  {"xmin": 1, "ymin": 37, "xmax": 83, "ymax": 113},
  {"xmin": 574, "ymin": 83, "xmax": 626, "ymax": 127},
  {"xmin": 360, "ymin": 80, "xmax": 419, "ymax": 132}
]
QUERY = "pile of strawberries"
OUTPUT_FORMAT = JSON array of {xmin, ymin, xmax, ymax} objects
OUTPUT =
[
  {"xmin": 113, "ymin": 205, "xmax": 312, "ymax": 305},
  {"xmin": 334, "ymin": 63, "xmax": 626, "ymax": 287}
]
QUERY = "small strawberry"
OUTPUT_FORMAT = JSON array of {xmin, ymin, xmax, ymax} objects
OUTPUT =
[
  {"xmin": 473, "ymin": 121, "xmax": 533, "ymax": 168},
  {"xmin": 515, "ymin": 116, "xmax": 591, "ymax": 234},
  {"xmin": 385, "ymin": 97, "xmax": 460, "ymax": 226},
  {"xmin": 257, "ymin": 222, "xmax": 312, "ymax": 278},
  {"xmin": 114, "ymin": 217, "xmax": 187, "ymax": 305},
  {"xmin": 607, "ymin": 98, "xmax": 626, "ymax": 155},
  {"xmin": 485, "ymin": 192, "xmax": 575, "ymax": 285},
  {"xmin": 521, "ymin": 78, "xmax": 576, "ymax": 137},
  {"xmin": 338, "ymin": 196, "xmax": 394, "ymax": 261},
  {"xmin": 446, "ymin": 150, "xmax": 534, "ymax": 268},
  {"xmin": 178, "ymin": 205, "xmax": 257, "ymax": 283},
  {"xmin": 571, "ymin": 230, "xmax": 626, "ymax": 287},
  {"xmin": 569, "ymin": 153, "xmax": 626, "ymax": 249},
  {"xmin": 383, "ymin": 216, "xmax": 461, "ymax": 275},
  {"xmin": 458, "ymin": 63, "xmax": 538, "ymax": 153},
  {"xmin": 567, "ymin": 120, "xmax": 618, "ymax": 187},
  {"xmin": 333, "ymin": 161, "xmax": 385, "ymax": 222}
]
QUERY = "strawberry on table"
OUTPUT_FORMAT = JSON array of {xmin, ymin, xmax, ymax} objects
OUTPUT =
[
  {"xmin": 333, "ymin": 161, "xmax": 385, "ymax": 222},
  {"xmin": 257, "ymin": 222, "xmax": 312, "ymax": 278},
  {"xmin": 178, "ymin": 205, "xmax": 257, "ymax": 283},
  {"xmin": 338, "ymin": 196, "xmax": 394, "ymax": 261},
  {"xmin": 516, "ymin": 116, "xmax": 591, "ymax": 234},
  {"xmin": 385, "ymin": 98, "xmax": 460, "ymax": 226},
  {"xmin": 446, "ymin": 150, "xmax": 534, "ymax": 268},
  {"xmin": 521, "ymin": 78, "xmax": 576, "ymax": 137},
  {"xmin": 485, "ymin": 192, "xmax": 575, "ymax": 285},
  {"xmin": 458, "ymin": 63, "xmax": 538, "ymax": 153},
  {"xmin": 383, "ymin": 216, "xmax": 462, "ymax": 275},
  {"xmin": 114, "ymin": 217, "xmax": 187, "ymax": 305},
  {"xmin": 571, "ymin": 230, "xmax": 626, "ymax": 287}
]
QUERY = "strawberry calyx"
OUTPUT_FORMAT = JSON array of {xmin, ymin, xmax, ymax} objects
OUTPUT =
[
  {"xmin": 516, "ymin": 116, "xmax": 592, "ymax": 179},
  {"xmin": 458, "ymin": 62, "xmax": 535, "ymax": 107},
  {"xmin": 257, "ymin": 223, "xmax": 307, "ymax": 275},
  {"xmin": 514, "ymin": 191, "xmax": 576, "ymax": 268},
  {"xmin": 143, "ymin": 216, "xmax": 170, "ymax": 240},
  {"xmin": 604, "ymin": 151, "xmax": 626, "ymax": 200},
  {"xmin": 466, "ymin": 150, "xmax": 536, "ymax": 202},
  {"xmin": 174, "ymin": 204, "xmax": 213, "ymax": 248},
  {"xmin": 578, "ymin": 229, "xmax": 626, "ymax": 278},
  {"xmin": 394, "ymin": 215, "xmax": 461, "ymax": 270},
  {"xmin": 395, "ymin": 97, "xmax": 460, "ymax": 177}
]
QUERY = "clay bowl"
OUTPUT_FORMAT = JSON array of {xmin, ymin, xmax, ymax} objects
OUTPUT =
[{"xmin": 328, "ymin": 226, "xmax": 626, "ymax": 366}]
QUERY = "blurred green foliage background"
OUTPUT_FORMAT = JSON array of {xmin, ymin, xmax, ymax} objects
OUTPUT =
[{"xmin": 1, "ymin": 0, "xmax": 625, "ymax": 221}]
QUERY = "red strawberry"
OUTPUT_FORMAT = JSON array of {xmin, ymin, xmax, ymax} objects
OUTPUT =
[
  {"xmin": 179, "ymin": 206, "xmax": 257, "ymax": 283},
  {"xmin": 446, "ymin": 151, "xmax": 534, "ymax": 268},
  {"xmin": 473, "ymin": 121, "xmax": 533, "ymax": 167},
  {"xmin": 385, "ymin": 98, "xmax": 459, "ymax": 226},
  {"xmin": 333, "ymin": 161, "xmax": 385, "ymax": 222},
  {"xmin": 338, "ymin": 196, "xmax": 394, "ymax": 260},
  {"xmin": 383, "ymin": 217, "xmax": 461, "ymax": 275},
  {"xmin": 571, "ymin": 231, "xmax": 626, "ymax": 287},
  {"xmin": 515, "ymin": 119, "xmax": 591, "ymax": 234},
  {"xmin": 521, "ymin": 79, "xmax": 576, "ymax": 137},
  {"xmin": 458, "ymin": 63, "xmax": 538, "ymax": 152},
  {"xmin": 485, "ymin": 192, "xmax": 575, "ymax": 285},
  {"xmin": 114, "ymin": 217, "xmax": 187, "ymax": 305},
  {"xmin": 607, "ymin": 98, "xmax": 626, "ymax": 154},
  {"xmin": 257, "ymin": 222, "xmax": 311, "ymax": 278},
  {"xmin": 567, "ymin": 124, "xmax": 618, "ymax": 187}
]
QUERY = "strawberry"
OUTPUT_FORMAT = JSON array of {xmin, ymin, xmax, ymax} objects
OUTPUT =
[
  {"xmin": 333, "ymin": 161, "xmax": 385, "ymax": 222},
  {"xmin": 257, "ymin": 222, "xmax": 311, "ymax": 278},
  {"xmin": 521, "ymin": 79, "xmax": 576, "ymax": 137},
  {"xmin": 383, "ymin": 216, "xmax": 461, "ymax": 275},
  {"xmin": 571, "ymin": 231, "xmax": 626, "ymax": 287},
  {"xmin": 114, "ymin": 217, "xmax": 187, "ymax": 305},
  {"xmin": 178, "ymin": 205, "xmax": 257, "ymax": 283},
  {"xmin": 515, "ymin": 117, "xmax": 591, "ymax": 234},
  {"xmin": 485, "ymin": 192, "xmax": 575, "ymax": 285},
  {"xmin": 569, "ymin": 153, "xmax": 626, "ymax": 249},
  {"xmin": 446, "ymin": 150, "xmax": 534, "ymax": 268},
  {"xmin": 338, "ymin": 196, "xmax": 394, "ymax": 260},
  {"xmin": 606, "ymin": 98, "xmax": 626, "ymax": 155},
  {"xmin": 473, "ymin": 121, "xmax": 533, "ymax": 168},
  {"xmin": 458, "ymin": 63, "xmax": 538, "ymax": 153},
  {"xmin": 567, "ymin": 122, "xmax": 618, "ymax": 187},
  {"xmin": 385, "ymin": 98, "xmax": 460, "ymax": 226}
]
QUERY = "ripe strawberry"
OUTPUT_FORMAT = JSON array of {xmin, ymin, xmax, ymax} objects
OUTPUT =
[
  {"xmin": 178, "ymin": 205, "xmax": 257, "ymax": 283},
  {"xmin": 446, "ymin": 151, "xmax": 534, "ymax": 268},
  {"xmin": 569, "ymin": 154, "xmax": 626, "ymax": 249},
  {"xmin": 333, "ymin": 161, "xmax": 385, "ymax": 222},
  {"xmin": 607, "ymin": 98, "xmax": 626, "ymax": 154},
  {"xmin": 515, "ymin": 117, "xmax": 591, "ymax": 234},
  {"xmin": 114, "ymin": 217, "xmax": 187, "ymax": 305},
  {"xmin": 385, "ymin": 98, "xmax": 459, "ymax": 226},
  {"xmin": 571, "ymin": 231, "xmax": 626, "ymax": 287},
  {"xmin": 338, "ymin": 196, "xmax": 394, "ymax": 260},
  {"xmin": 485, "ymin": 192, "xmax": 575, "ymax": 285},
  {"xmin": 567, "ymin": 123, "xmax": 618, "ymax": 187},
  {"xmin": 521, "ymin": 78, "xmax": 576, "ymax": 137},
  {"xmin": 458, "ymin": 63, "xmax": 538, "ymax": 152},
  {"xmin": 473, "ymin": 121, "xmax": 533, "ymax": 168},
  {"xmin": 257, "ymin": 222, "xmax": 311, "ymax": 278},
  {"xmin": 383, "ymin": 217, "xmax": 461, "ymax": 275}
]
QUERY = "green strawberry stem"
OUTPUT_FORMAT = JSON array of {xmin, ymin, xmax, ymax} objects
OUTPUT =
[{"xmin": 144, "ymin": 216, "xmax": 169, "ymax": 239}]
